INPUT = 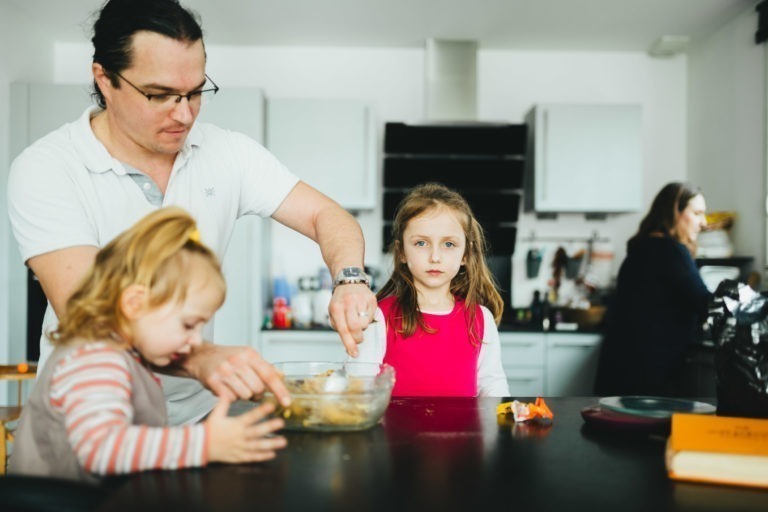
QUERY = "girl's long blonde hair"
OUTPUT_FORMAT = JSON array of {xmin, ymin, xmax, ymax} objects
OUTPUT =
[
  {"xmin": 377, "ymin": 182, "xmax": 504, "ymax": 344},
  {"xmin": 50, "ymin": 206, "xmax": 225, "ymax": 346}
]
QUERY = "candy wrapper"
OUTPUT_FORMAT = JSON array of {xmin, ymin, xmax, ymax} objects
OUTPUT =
[{"xmin": 497, "ymin": 397, "xmax": 553, "ymax": 423}]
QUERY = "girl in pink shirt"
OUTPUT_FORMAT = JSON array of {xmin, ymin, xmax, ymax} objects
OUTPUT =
[
  {"xmin": 359, "ymin": 183, "xmax": 509, "ymax": 397},
  {"xmin": 11, "ymin": 207, "xmax": 286, "ymax": 481}
]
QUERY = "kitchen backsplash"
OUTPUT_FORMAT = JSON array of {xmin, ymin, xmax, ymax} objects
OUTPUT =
[{"xmin": 511, "ymin": 235, "xmax": 615, "ymax": 309}]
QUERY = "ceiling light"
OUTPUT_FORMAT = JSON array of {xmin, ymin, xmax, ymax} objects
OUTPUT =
[{"xmin": 647, "ymin": 35, "xmax": 690, "ymax": 57}]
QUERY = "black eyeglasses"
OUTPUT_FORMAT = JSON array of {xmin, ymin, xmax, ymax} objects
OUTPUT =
[{"xmin": 113, "ymin": 71, "xmax": 219, "ymax": 108}]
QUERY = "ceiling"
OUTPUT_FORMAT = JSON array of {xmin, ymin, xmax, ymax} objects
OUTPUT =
[{"xmin": 6, "ymin": 0, "xmax": 755, "ymax": 52}]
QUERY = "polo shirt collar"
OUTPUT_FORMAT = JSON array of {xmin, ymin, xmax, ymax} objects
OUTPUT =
[{"xmin": 72, "ymin": 106, "xmax": 202, "ymax": 176}]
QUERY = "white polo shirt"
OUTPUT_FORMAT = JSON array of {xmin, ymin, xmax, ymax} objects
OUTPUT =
[{"xmin": 8, "ymin": 106, "xmax": 300, "ymax": 424}]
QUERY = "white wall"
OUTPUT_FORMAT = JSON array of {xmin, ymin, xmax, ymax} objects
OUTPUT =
[{"xmin": 688, "ymin": 3, "xmax": 765, "ymax": 274}]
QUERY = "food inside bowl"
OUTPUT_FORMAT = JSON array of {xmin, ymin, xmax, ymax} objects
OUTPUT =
[{"xmin": 264, "ymin": 362, "xmax": 395, "ymax": 432}]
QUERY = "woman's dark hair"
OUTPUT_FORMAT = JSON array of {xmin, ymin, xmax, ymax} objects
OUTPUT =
[
  {"xmin": 90, "ymin": 0, "xmax": 204, "ymax": 108},
  {"xmin": 628, "ymin": 181, "xmax": 702, "ymax": 253}
]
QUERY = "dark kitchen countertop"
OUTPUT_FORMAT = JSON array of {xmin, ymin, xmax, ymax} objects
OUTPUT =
[
  {"xmin": 263, "ymin": 323, "xmax": 604, "ymax": 334},
  {"xmin": 498, "ymin": 322, "xmax": 603, "ymax": 334},
  {"xmin": 262, "ymin": 324, "xmax": 336, "ymax": 332},
  {"xmin": 32, "ymin": 396, "xmax": 756, "ymax": 512}
]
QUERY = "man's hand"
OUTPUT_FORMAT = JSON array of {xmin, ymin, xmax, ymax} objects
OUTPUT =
[
  {"xmin": 328, "ymin": 283, "xmax": 377, "ymax": 357},
  {"xmin": 183, "ymin": 344, "xmax": 291, "ymax": 406}
]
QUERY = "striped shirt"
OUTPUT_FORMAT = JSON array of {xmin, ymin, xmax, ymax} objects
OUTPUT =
[{"xmin": 49, "ymin": 342, "xmax": 208, "ymax": 475}]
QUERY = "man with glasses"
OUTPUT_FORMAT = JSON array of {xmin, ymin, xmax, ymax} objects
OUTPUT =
[{"xmin": 7, "ymin": 0, "xmax": 376, "ymax": 425}]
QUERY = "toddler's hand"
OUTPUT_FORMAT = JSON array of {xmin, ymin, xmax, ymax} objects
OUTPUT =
[{"xmin": 206, "ymin": 397, "xmax": 287, "ymax": 464}]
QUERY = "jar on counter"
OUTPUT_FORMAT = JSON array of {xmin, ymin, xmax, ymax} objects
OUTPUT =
[
  {"xmin": 292, "ymin": 290, "xmax": 314, "ymax": 328},
  {"xmin": 312, "ymin": 289, "xmax": 333, "ymax": 327}
]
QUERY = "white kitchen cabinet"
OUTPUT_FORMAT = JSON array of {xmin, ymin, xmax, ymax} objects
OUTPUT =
[
  {"xmin": 197, "ymin": 87, "xmax": 269, "ymax": 349},
  {"xmin": 208, "ymin": 214, "xmax": 268, "ymax": 348},
  {"xmin": 524, "ymin": 104, "xmax": 642, "ymax": 213},
  {"xmin": 7, "ymin": 83, "xmax": 93, "ymax": 373},
  {"xmin": 266, "ymin": 98, "xmax": 376, "ymax": 210},
  {"xmin": 501, "ymin": 331, "xmax": 601, "ymax": 397},
  {"xmin": 499, "ymin": 332, "xmax": 545, "ymax": 397},
  {"xmin": 545, "ymin": 332, "xmax": 602, "ymax": 396},
  {"xmin": 259, "ymin": 330, "xmax": 346, "ymax": 363}
]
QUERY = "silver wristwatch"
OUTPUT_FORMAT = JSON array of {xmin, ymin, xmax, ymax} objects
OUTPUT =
[{"xmin": 332, "ymin": 266, "xmax": 371, "ymax": 291}]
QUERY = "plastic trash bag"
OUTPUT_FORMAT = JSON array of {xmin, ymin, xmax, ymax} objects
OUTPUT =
[{"xmin": 708, "ymin": 279, "xmax": 768, "ymax": 418}]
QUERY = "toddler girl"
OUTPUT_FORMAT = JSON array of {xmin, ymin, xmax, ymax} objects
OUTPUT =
[{"xmin": 10, "ymin": 207, "xmax": 286, "ymax": 481}]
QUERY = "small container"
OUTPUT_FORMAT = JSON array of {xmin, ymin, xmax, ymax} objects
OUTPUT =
[
  {"xmin": 292, "ymin": 292, "xmax": 314, "ymax": 328},
  {"xmin": 565, "ymin": 255, "xmax": 583, "ymax": 279},
  {"xmin": 526, "ymin": 248, "xmax": 543, "ymax": 278},
  {"xmin": 313, "ymin": 289, "xmax": 333, "ymax": 326}
]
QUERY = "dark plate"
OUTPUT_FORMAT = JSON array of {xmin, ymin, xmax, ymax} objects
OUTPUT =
[
  {"xmin": 580, "ymin": 405, "xmax": 671, "ymax": 435},
  {"xmin": 598, "ymin": 396, "xmax": 716, "ymax": 419}
]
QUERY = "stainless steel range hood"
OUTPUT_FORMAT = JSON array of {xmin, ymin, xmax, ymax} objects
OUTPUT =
[{"xmin": 424, "ymin": 39, "xmax": 477, "ymax": 121}]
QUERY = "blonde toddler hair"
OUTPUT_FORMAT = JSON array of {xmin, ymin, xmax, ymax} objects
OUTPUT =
[{"xmin": 51, "ymin": 206, "xmax": 225, "ymax": 346}]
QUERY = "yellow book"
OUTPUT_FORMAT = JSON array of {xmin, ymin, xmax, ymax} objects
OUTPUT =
[{"xmin": 666, "ymin": 413, "xmax": 768, "ymax": 489}]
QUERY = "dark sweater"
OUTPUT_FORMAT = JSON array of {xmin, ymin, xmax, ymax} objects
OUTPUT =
[{"xmin": 593, "ymin": 236, "xmax": 712, "ymax": 397}]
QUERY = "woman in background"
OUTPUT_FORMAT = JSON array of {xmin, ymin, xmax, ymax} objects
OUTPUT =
[{"xmin": 593, "ymin": 182, "xmax": 712, "ymax": 397}]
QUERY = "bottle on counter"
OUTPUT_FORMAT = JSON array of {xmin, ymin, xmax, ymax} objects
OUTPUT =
[
  {"xmin": 530, "ymin": 290, "xmax": 542, "ymax": 327},
  {"xmin": 272, "ymin": 274, "xmax": 291, "ymax": 303},
  {"xmin": 271, "ymin": 258, "xmax": 293, "ymax": 306},
  {"xmin": 541, "ymin": 292, "xmax": 551, "ymax": 331},
  {"xmin": 272, "ymin": 297, "xmax": 292, "ymax": 329}
]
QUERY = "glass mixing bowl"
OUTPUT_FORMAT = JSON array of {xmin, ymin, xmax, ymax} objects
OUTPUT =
[{"xmin": 264, "ymin": 361, "xmax": 395, "ymax": 432}]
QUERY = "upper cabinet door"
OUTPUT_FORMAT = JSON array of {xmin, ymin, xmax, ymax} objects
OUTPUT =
[
  {"xmin": 10, "ymin": 83, "xmax": 92, "ymax": 159},
  {"xmin": 524, "ymin": 104, "xmax": 643, "ymax": 213},
  {"xmin": 197, "ymin": 86, "xmax": 265, "ymax": 143},
  {"xmin": 266, "ymin": 99, "xmax": 375, "ymax": 210},
  {"xmin": 196, "ymin": 87, "xmax": 268, "ymax": 347}
]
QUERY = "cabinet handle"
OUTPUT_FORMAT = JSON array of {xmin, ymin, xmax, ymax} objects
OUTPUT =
[
  {"xmin": 550, "ymin": 341, "xmax": 596, "ymax": 348},
  {"xmin": 506, "ymin": 341, "xmax": 537, "ymax": 348},
  {"xmin": 508, "ymin": 377, "xmax": 537, "ymax": 383},
  {"xmin": 542, "ymin": 109, "xmax": 548, "ymax": 201}
]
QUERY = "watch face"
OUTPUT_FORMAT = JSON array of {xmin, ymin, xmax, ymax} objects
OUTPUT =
[
  {"xmin": 334, "ymin": 267, "xmax": 369, "ymax": 288},
  {"xmin": 343, "ymin": 267, "xmax": 362, "ymax": 278}
]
